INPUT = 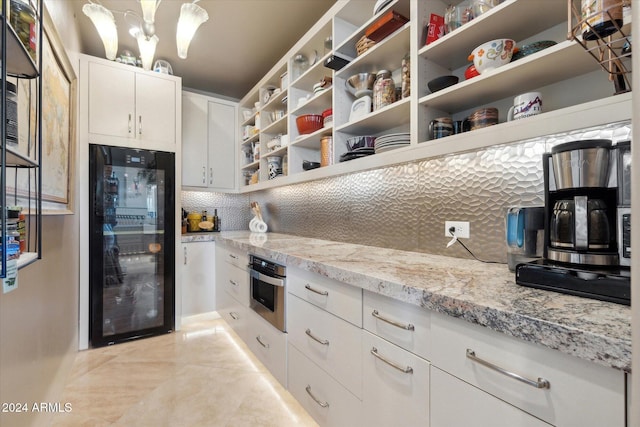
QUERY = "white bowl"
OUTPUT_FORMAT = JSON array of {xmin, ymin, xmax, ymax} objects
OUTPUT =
[{"xmin": 469, "ymin": 39, "xmax": 516, "ymax": 74}]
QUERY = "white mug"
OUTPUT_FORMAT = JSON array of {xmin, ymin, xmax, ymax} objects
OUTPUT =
[{"xmin": 507, "ymin": 92, "xmax": 542, "ymax": 121}]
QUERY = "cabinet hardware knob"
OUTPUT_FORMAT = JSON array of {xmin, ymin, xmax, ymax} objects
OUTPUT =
[
  {"xmin": 370, "ymin": 347, "xmax": 413, "ymax": 374},
  {"xmin": 305, "ymin": 328, "xmax": 330, "ymax": 345},
  {"xmin": 305, "ymin": 385, "xmax": 329, "ymax": 408},
  {"xmin": 371, "ymin": 309, "xmax": 415, "ymax": 331},
  {"xmin": 305, "ymin": 284, "xmax": 328, "ymax": 296},
  {"xmin": 466, "ymin": 349, "xmax": 550, "ymax": 389}
]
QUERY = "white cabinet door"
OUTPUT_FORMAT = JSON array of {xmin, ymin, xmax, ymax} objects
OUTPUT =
[
  {"xmin": 135, "ymin": 73, "xmax": 176, "ymax": 151},
  {"xmin": 180, "ymin": 242, "xmax": 216, "ymax": 317},
  {"xmin": 288, "ymin": 343, "xmax": 362, "ymax": 427},
  {"xmin": 182, "ymin": 93, "xmax": 208, "ymax": 187},
  {"xmin": 361, "ymin": 330, "xmax": 430, "ymax": 427},
  {"xmin": 88, "ymin": 61, "xmax": 135, "ymax": 140},
  {"xmin": 431, "ymin": 367, "xmax": 552, "ymax": 427},
  {"xmin": 207, "ymin": 100, "xmax": 236, "ymax": 190},
  {"xmin": 245, "ymin": 309, "xmax": 288, "ymax": 387}
]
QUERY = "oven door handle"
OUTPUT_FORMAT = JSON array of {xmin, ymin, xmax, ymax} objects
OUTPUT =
[{"xmin": 250, "ymin": 269, "xmax": 285, "ymax": 287}]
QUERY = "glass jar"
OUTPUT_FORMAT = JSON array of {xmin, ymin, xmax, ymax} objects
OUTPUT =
[
  {"xmin": 373, "ymin": 70, "xmax": 396, "ymax": 111},
  {"xmin": 401, "ymin": 52, "xmax": 410, "ymax": 99},
  {"xmin": 292, "ymin": 54, "xmax": 309, "ymax": 79},
  {"xmin": 10, "ymin": 0, "xmax": 37, "ymax": 61},
  {"xmin": 320, "ymin": 136, "xmax": 333, "ymax": 167}
]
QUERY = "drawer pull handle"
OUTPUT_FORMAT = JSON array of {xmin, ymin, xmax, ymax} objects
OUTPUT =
[
  {"xmin": 229, "ymin": 254, "xmax": 238, "ymax": 259},
  {"xmin": 256, "ymin": 335, "xmax": 270, "ymax": 348},
  {"xmin": 371, "ymin": 347, "xmax": 413, "ymax": 374},
  {"xmin": 305, "ymin": 385, "xmax": 329, "ymax": 408},
  {"xmin": 229, "ymin": 280, "xmax": 238, "ymax": 287},
  {"xmin": 305, "ymin": 328, "xmax": 330, "ymax": 346},
  {"xmin": 229, "ymin": 312, "xmax": 239, "ymax": 320},
  {"xmin": 466, "ymin": 349, "xmax": 550, "ymax": 389},
  {"xmin": 372, "ymin": 310, "xmax": 415, "ymax": 331},
  {"xmin": 305, "ymin": 284, "xmax": 328, "ymax": 296}
]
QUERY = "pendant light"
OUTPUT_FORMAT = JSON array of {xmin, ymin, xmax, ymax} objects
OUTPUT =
[
  {"xmin": 176, "ymin": 2, "xmax": 209, "ymax": 59},
  {"xmin": 82, "ymin": 2, "xmax": 118, "ymax": 60}
]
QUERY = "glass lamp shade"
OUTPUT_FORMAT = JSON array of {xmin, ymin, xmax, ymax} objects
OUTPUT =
[
  {"xmin": 139, "ymin": 0, "xmax": 160, "ymax": 23},
  {"xmin": 137, "ymin": 34, "xmax": 159, "ymax": 70},
  {"xmin": 176, "ymin": 2, "xmax": 209, "ymax": 59},
  {"xmin": 83, "ymin": 3, "xmax": 118, "ymax": 60}
]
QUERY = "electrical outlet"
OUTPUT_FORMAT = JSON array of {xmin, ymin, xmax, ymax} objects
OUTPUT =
[{"xmin": 444, "ymin": 221, "xmax": 470, "ymax": 239}]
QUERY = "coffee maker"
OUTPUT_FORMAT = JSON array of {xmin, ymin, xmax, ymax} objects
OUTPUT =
[{"xmin": 516, "ymin": 139, "xmax": 631, "ymax": 305}]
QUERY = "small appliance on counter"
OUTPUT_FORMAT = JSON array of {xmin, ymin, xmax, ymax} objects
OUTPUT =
[
  {"xmin": 505, "ymin": 206, "xmax": 544, "ymax": 272},
  {"xmin": 516, "ymin": 139, "xmax": 631, "ymax": 305}
]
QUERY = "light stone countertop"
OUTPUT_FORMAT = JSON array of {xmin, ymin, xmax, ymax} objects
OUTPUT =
[{"xmin": 209, "ymin": 231, "xmax": 631, "ymax": 372}]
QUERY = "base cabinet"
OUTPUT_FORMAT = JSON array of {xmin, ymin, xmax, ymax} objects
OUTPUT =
[
  {"xmin": 430, "ymin": 367, "xmax": 551, "ymax": 427},
  {"xmin": 180, "ymin": 242, "xmax": 216, "ymax": 317},
  {"xmin": 245, "ymin": 309, "xmax": 288, "ymax": 388},
  {"xmin": 361, "ymin": 330, "xmax": 430, "ymax": 427},
  {"xmin": 288, "ymin": 343, "xmax": 362, "ymax": 427}
]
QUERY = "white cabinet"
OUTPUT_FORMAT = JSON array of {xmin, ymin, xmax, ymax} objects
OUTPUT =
[
  {"xmin": 215, "ymin": 243, "xmax": 250, "ymax": 340},
  {"xmin": 180, "ymin": 242, "xmax": 216, "ymax": 317},
  {"xmin": 182, "ymin": 91, "xmax": 237, "ymax": 191},
  {"xmin": 245, "ymin": 308, "xmax": 288, "ymax": 387},
  {"xmin": 361, "ymin": 330, "xmax": 430, "ymax": 427},
  {"xmin": 288, "ymin": 294, "xmax": 362, "ymax": 397},
  {"xmin": 288, "ymin": 343, "xmax": 362, "ymax": 427},
  {"xmin": 430, "ymin": 311, "xmax": 626, "ymax": 427},
  {"xmin": 84, "ymin": 56, "xmax": 179, "ymax": 152},
  {"xmin": 430, "ymin": 366, "xmax": 552, "ymax": 427}
]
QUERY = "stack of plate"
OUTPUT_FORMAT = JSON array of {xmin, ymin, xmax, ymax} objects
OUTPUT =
[{"xmin": 374, "ymin": 132, "xmax": 410, "ymax": 153}]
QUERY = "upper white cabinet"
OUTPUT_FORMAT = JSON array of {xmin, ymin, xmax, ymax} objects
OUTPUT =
[
  {"xmin": 182, "ymin": 91, "xmax": 237, "ymax": 191},
  {"xmin": 82, "ymin": 55, "xmax": 180, "ymax": 152},
  {"xmin": 235, "ymin": 0, "xmax": 631, "ymax": 193}
]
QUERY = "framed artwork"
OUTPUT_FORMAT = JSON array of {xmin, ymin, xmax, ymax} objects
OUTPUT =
[{"xmin": 9, "ymin": 6, "xmax": 76, "ymax": 214}]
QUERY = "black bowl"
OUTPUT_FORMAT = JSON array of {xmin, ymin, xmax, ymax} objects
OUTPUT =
[
  {"xmin": 427, "ymin": 75, "xmax": 459, "ymax": 93},
  {"xmin": 302, "ymin": 160, "xmax": 321, "ymax": 171}
]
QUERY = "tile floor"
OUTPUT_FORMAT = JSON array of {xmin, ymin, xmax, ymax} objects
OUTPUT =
[{"xmin": 51, "ymin": 313, "xmax": 318, "ymax": 426}]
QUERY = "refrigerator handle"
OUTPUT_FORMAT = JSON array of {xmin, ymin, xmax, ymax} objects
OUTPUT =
[{"xmin": 183, "ymin": 246, "xmax": 187, "ymax": 265}]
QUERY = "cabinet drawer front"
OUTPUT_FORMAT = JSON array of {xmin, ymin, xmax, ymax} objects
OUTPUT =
[
  {"xmin": 246, "ymin": 310, "xmax": 287, "ymax": 388},
  {"xmin": 220, "ymin": 299, "xmax": 247, "ymax": 342},
  {"xmin": 223, "ymin": 264, "xmax": 249, "ymax": 306},
  {"xmin": 431, "ymin": 367, "xmax": 552, "ymax": 427},
  {"xmin": 288, "ymin": 343, "xmax": 362, "ymax": 427},
  {"xmin": 288, "ymin": 267, "xmax": 362, "ymax": 327},
  {"xmin": 431, "ymin": 311, "xmax": 625, "ymax": 426},
  {"xmin": 361, "ymin": 331, "xmax": 430, "ymax": 427},
  {"xmin": 288, "ymin": 294, "xmax": 362, "ymax": 397},
  {"xmin": 224, "ymin": 246, "xmax": 248, "ymax": 270},
  {"xmin": 363, "ymin": 290, "xmax": 431, "ymax": 360}
]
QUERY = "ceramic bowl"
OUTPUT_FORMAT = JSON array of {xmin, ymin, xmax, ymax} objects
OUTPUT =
[
  {"xmin": 464, "ymin": 64, "xmax": 480, "ymax": 80},
  {"xmin": 345, "ymin": 73, "xmax": 377, "ymax": 98},
  {"xmin": 468, "ymin": 39, "xmax": 516, "ymax": 74},
  {"xmin": 511, "ymin": 40, "xmax": 556, "ymax": 61},
  {"xmin": 345, "ymin": 135, "xmax": 376, "ymax": 151},
  {"xmin": 302, "ymin": 160, "xmax": 321, "ymax": 171},
  {"xmin": 296, "ymin": 114, "xmax": 324, "ymax": 135},
  {"xmin": 427, "ymin": 75, "xmax": 459, "ymax": 93}
]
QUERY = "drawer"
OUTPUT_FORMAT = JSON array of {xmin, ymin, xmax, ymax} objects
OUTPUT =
[
  {"xmin": 431, "ymin": 366, "xmax": 552, "ymax": 427},
  {"xmin": 288, "ymin": 294, "xmax": 362, "ymax": 397},
  {"xmin": 219, "ymin": 298, "xmax": 248, "ymax": 343},
  {"xmin": 288, "ymin": 266, "xmax": 362, "ymax": 327},
  {"xmin": 246, "ymin": 309, "xmax": 288, "ymax": 388},
  {"xmin": 221, "ymin": 244, "xmax": 248, "ymax": 270},
  {"xmin": 288, "ymin": 343, "xmax": 362, "ymax": 427},
  {"xmin": 223, "ymin": 264, "xmax": 250, "ymax": 306},
  {"xmin": 430, "ymin": 311, "xmax": 625, "ymax": 427},
  {"xmin": 361, "ymin": 330, "xmax": 430, "ymax": 427},
  {"xmin": 363, "ymin": 290, "xmax": 431, "ymax": 360}
]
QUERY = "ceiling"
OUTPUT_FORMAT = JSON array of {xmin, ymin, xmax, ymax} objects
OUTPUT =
[{"xmin": 70, "ymin": 0, "xmax": 337, "ymax": 99}]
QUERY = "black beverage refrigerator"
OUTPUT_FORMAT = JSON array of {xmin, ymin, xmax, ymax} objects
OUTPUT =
[{"xmin": 89, "ymin": 144, "xmax": 175, "ymax": 347}]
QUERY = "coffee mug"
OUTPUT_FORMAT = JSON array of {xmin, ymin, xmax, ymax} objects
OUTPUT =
[
  {"xmin": 507, "ymin": 92, "xmax": 542, "ymax": 121},
  {"xmin": 429, "ymin": 117, "xmax": 453, "ymax": 139}
]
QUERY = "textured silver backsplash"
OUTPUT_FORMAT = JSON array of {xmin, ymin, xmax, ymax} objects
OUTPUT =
[{"xmin": 182, "ymin": 121, "xmax": 631, "ymax": 263}]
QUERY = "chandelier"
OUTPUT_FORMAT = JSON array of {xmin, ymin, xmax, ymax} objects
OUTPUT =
[{"xmin": 82, "ymin": 0, "xmax": 209, "ymax": 70}]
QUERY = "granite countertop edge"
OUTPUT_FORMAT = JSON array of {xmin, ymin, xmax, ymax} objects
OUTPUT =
[{"xmin": 210, "ymin": 231, "xmax": 632, "ymax": 372}]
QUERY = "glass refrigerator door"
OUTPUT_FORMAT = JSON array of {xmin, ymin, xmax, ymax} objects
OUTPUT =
[{"xmin": 89, "ymin": 145, "xmax": 175, "ymax": 347}]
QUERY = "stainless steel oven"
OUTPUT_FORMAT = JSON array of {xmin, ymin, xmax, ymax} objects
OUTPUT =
[{"xmin": 248, "ymin": 255, "xmax": 286, "ymax": 332}]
